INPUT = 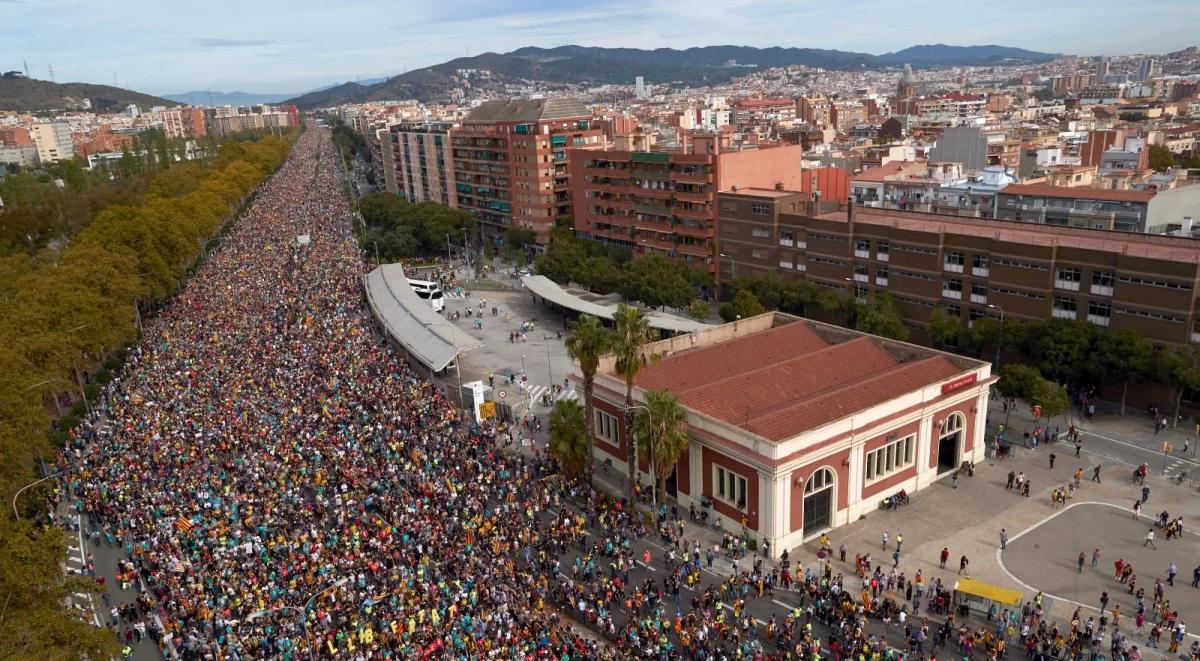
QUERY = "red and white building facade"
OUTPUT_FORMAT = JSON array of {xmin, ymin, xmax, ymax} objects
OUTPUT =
[{"xmin": 582, "ymin": 313, "xmax": 993, "ymax": 556}]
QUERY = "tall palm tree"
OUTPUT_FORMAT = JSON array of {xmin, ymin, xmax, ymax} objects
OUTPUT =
[
  {"xmin": 563, "ymin": 314, "xmax": 613, "ymax": 487},
  {"xmin": 612, "ymin": 303, "xmax": 658, "ymax": 504},
  {"xmin": 548, "ymin": 399, "xmax": 588, "ymax": 480},
  {"xmin": 634, "ymin": 389, "xmax": 690, "ymax": 505}
]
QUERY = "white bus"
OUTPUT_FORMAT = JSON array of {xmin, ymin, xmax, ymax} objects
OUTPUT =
[{"xmin": 407, "ymin": 278, "xmax": 445, "ymax": 312}]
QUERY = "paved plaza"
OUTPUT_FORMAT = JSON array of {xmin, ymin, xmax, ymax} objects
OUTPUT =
[{"xmin": 1004, "ymin": 502, "xmax": 1200, "ymax": 622}]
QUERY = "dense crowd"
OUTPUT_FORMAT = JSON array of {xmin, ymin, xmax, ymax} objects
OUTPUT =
[
  {"xmin": 57, "ymin": 127, "xmax": 1193, "ymax": 661},
  {"xmin": 65, "ymin": 129, "xmax": 601, "ymax": 659}
]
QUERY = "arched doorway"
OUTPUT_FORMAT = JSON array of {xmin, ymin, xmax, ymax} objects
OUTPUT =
[
  {"xmin": 802, "ymin": 468, "xmax": 835, "ymax": 536},
  {"xmin": 937, "ymin": 413, "xmax": 965, "ymax": 473}
]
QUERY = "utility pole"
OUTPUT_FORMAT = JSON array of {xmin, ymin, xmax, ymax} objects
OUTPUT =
[{"xmin": 47, "ymin": 64, "xmax": 56, "ymax": 83}]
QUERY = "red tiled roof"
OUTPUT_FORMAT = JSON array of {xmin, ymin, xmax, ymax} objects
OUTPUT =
[
  {"xmin": 998, "ymin": 183, "xmax": 1156, "ymax": 203},
  {"xmin": 629, "ymin": 320, "xmax": 966, "ymax": 442},
  {"xmin": 734, "ymin": 98, "xmax": 796, "ymax": 109},
  {"xmin": 850, "ymin": 161, "xmax": 914, "ymax": 183},
  {"xmin": 636, "ymin": 322, "xmax": 828, "ymax": 393}
]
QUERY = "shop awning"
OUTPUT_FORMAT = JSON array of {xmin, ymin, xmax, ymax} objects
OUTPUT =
[
  {"xmin": 521, "ymin": 275, "xmax": 710, "ymax": 335},
  {"xmin": 954, "ymin": 578, "xmax": 1022, "ymax": 606}
]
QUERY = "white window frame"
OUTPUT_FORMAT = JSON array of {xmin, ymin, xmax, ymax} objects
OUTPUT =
[
  {"xmin": 865, "ymin": 434, "xmax": 915, "ymax": 482},
  {"xmin": 594, "ymin": 410, "xmax": 619, "ymax": 444},
  {"xmin": 714, "ymin": 465, "xmax": 749, "ymax": 511}
]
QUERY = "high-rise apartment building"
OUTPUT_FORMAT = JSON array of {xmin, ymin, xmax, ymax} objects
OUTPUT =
[
  {"xmin": 798, "ymin": 96, "xmax": 832, "ymax": 127},
  {"xmin": 29, "ymin": 121, "xmax": 74, "ymax": 162},
  {"xmin": 451, "ymin": 98, "xmax": 603, "ymax": 244},
  {"xmin": 388, "ymin": 122, "xmax": 458, "ymax": 207},
  {"xmin": 570, "ymin": 133, "xmax": 806, "ymax": 271}
]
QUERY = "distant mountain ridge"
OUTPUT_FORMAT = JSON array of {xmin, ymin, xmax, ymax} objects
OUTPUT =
[
  {"xmin": 164, "ymin": 78, "xmax": 389, "ymax": 107},
  {"xmin": 285, "ymin": 43, "xmax": 1059, "ymax": 108},
  {"xmin": 0, "ymin": 76, "xmax": 174, "ymax": 112}
]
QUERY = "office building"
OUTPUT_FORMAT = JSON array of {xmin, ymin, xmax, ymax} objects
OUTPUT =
[
  {"xmin": 570, "ymin": 134, "xmax": 805, "ymax": 271},
  {"xmin": 388, "ymin": 122, "xmax": 457, "ymax": 207},
  {"xmin": 451, "ymin": 98, "xmax": 604, "ymax": 244},
  {"xmin": 29, "ymin": 122, "xmax": 74, "ymax": 162},
  {"xmin": 717, "ymin": 190, "xmax": 1200, "ymax": 346},
  {"xmin": 580, "ymin": 312, "xmax": 991, "ymax": 550}
]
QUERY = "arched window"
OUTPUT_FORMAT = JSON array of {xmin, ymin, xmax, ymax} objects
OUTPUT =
[
  {"xmin": 805, "ymin": 467, "xmax": 834, "ymax": 494},
  {"xmin": 941, "ymin": 412, "xmax": 965, "ymax": 440}
]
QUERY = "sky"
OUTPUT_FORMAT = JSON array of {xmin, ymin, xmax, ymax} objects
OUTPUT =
[{"xmin": 1, "ymin": 0, "xmax": 1198, "ymax": 95}]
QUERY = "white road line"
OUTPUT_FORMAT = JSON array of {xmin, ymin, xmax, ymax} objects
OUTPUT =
[
  {"xmin": 771, "ymin": 598, "xmax": 796, "ymax": 610},
  {"xmin": 1080, "ymin": 429, "xmax": 1200, "ymax": 468}
]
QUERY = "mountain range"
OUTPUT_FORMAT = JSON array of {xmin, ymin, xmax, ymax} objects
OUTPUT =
[
  {"xmin": 0, "ymin": 75, "xmax": 174, "ymax": 112},
  {"xmin": 284, "ymin": 43, "xmax": 1060, "ymax": 108},
  {"xmin": 163, "ymin": 78, "xmax": 390, "ymax": 107}
]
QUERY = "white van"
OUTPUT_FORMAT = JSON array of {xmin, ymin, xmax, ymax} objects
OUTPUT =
[{"xmin": 406, "ymin": 278, "xmax": 445, "ymax": 312}]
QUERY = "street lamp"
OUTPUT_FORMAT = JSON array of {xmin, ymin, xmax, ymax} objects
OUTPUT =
[
  {"xmin": 718, "ymin": 253, "xmax": 736, "ymax": 303},
  {"xmin": 67, "ymin": 322, "xmax": 96, "ymax": 412},
  {"xmin": 987, "ymin": 304, "xmax": 1005, "ymax": 370},
  {"xmin": 24, "ymin": 377, "xmax": 64, "ymax": 416},
  {"xmin": 542, "ymin": 336, "xmax": 555, "ymax": 398},
  {"xmin": 626, "ymin": 403, "xmax": 658, "ymax": 510}
]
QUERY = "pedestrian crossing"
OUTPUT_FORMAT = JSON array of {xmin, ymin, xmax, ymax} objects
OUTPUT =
[{"xmin": 524, "ymin": 384, "xmax": 579, "ymax": 407}]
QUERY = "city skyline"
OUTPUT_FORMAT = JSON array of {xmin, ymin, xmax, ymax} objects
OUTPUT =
[{"xmin": 0, "ymin": 0, "xmax": 1197, "ymax": 95}]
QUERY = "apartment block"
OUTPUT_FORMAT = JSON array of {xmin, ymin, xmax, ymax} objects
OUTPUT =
[
  {"xmin": 388, "ymin": 122, "xmax": 457, "ymax": 207},
  {"xmin": 798, "ymin": 96, "xmax": 832, "ymax": 127},
  {"xmin": 570, "ymin": 135, "xmax": 806, "ymax": 271},
  {"xmin": 718, "ymin": 191, "xmax": 1200, "ymax": 346},
  {"xmin": 29, "ymin": 122, "xmax": 74, "ymax": 163},
  {"xmin": 450, "ymin": 98, "xmax": 604, "ymax": 244}
]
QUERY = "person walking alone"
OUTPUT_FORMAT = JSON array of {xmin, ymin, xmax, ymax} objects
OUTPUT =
[
  {"xmin": 959, "ymin": 555, "xmax": 969, "ymax": 575},
  {"xmin": 1078, "ymin": 552, "xmax": 1086, "ymax": 573},
  {"xmin": 1000, "ymin": 528, "xmax": 1008, "ymax": 551},
  {"xmin": 1145, "ymin": 529, "xmax": 1157, "ymax": 549},
  {"xmin": 1092, "ymin": 465, "xmax": 1102, "ymax": 483}
]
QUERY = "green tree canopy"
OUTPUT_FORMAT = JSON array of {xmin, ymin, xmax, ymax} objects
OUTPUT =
[
  {"xmin": 634, "ymin": 389, "xmax": 691, "ymax": 503},
  {"xmin": 719, "ymin": 289, "xmax": 766, "ymax": 322},
  {"xmin": 548, "ymin": 399, "xmax": 588, "ymax": 478},
  {"xmin": 927, "ymin": 308, "xmax": 962, "ymax": 347},
  {"xmin": 854, "ymin": 293, "xmax": 909, "ymax": 340}
]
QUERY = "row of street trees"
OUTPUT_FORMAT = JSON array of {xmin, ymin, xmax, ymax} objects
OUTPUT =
[
  {"xmin": 535, "ymin": 229, "xmax": 713, "ymax": 314},
  {"xmin": 551, "ymin": 307, "xmax": 690, "ymax": 505},
  {"xmin": 0, "ymin": 131, "xmax": 297, "ymax": 658},
  {"xmin": 356, "ymin": 192, "xmax": 474, "ymax": 262},
  {"xmin": 727, "ymin": 272, "xmax": 910, "ymax": 339}
]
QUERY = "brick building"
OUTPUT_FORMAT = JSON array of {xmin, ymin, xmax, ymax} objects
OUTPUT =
[
  {"xmin": 717, "ymin": 191, "xmax": 1200, "ymax": 346},
  {"xmin": 581, "ymin": 313, "xmax": 992, "ymax": 551},
  {"xmin": 387, "ymin": 122, "xmax": 457, "ymax": 207},
  {"xmin": 570, "ymin": 134, "xmax": 805, "ymax": 272},
  {"xmin": 451, "ymin": 98, "xmax": 604, "ymax": 244}
]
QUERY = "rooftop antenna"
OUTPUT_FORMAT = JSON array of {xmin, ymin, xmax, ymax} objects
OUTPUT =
[{"xmin": 23, "ymin": 60, "xmax": 29, "ymax": 78}]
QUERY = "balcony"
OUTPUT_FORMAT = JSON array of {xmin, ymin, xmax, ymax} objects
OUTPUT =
[
  {"xmin": 780, "ymin": 261, "xmax": 794, "ymax": 269},
  {"xmin": 970, "ymin": 294, "xmax": 988, "ymax": 305},
  {"xmin": 1055, "ymin": 279, "xmax": 1081, "ymax": 292},
  {"xmin": 854, "ymin": 249, "xmax": 870, "ymax": 259},
  {"xmin": 876, "ymin": 252, "xmax": 889, "ymax": 262},
  {"xmin": 1087, "ymin": 314, "xmax": 1111, "ymax": 327},
  {"xmin": 875, "ymin": 277, "xmax": 889, "ymax": 286},
  {"xmin": 673, "ymin": 206, "xmax": 712, "ymax": 221},
  {"xmin": 796, "ymin": 263, "xmax": 807, "ymax": 272},
  {"xmin": 972, "ymin": 267, "xmax": 989, "ymax": 278},
  {"xmin": 676, "ymin": 242, "xmax": 710, "ymax": 258},
  {"xmin": 779, "ymin": 239, "xmax": 794, "ymax": 247},
  {"xmin": 674, "ymin": 223, "xmax": 711, "ymax": 239},
  {"xmin": 675, "ymin": 190, "xmax": 710, "ymax": 203},
  {"xmin": 638, "ymin": 236, "xmax": 676, "ymax": 251},
  {"xmin": 1052, "ymin": 309, "xmax": 1078, "ymax": 320},
  {"xmin": 944, "ymin": 263, "xmax": 964, "ymax": 274},
  {"xmin": 1090, "ymin": 284, "xmax": 1114, "ymax": 297},
  {"xmin": 942, "ymin": 289, "xmax": 963, "ymax": 300},
  {"xmin": 672, "ymin": 170, "xmax": 713, "ymax": 183},
  {"xmin": 853, "ymin": 273, "xmax": 870, "ymax": 283}
]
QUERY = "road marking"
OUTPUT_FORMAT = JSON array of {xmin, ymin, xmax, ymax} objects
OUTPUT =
[
  {"xmin": 771, "ymin": 598, "xmax": 795, "ymax": 610},
  {"xmin": 1080, "ymin": 429, "xmax": 1200, "ymax": 468},
  {"xmin": 635, "ymin": 561, "xmax": 657, "ymax": 572}
]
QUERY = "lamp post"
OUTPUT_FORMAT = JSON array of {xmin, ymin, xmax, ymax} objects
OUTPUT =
[
  {"xmin": 542, "ymin": 336, "xmax": 554, "ymax": 399},
  {"xmin": 446, "ymin": 233, "xmax": 453, "ymax": 265},
  {"xmin": 987, "ymin": 304, "xmax": 1005, "ymax": 371},
  {"xmin": 67, "ymin": 322, "xmax": 95, "ymax": 412},
  {"xmin": 24, "ymin": 377, "xmax": 64, "ymax": 416},
  {"xmin": 626, "ymin": 403, "xmax": 657, "ymax": 510},
  {"xmin": 718, "ymin": 253, "xmax": 736, "ymax": 303}
]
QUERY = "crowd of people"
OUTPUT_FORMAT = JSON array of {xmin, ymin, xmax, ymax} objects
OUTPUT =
[
  {"xmin": 65, "ymin": 130, "xmax": 602, "ymax": 659},
  {"xmin": 56, "ymin": 126, "xmax": 1197, "ymax": 661}
]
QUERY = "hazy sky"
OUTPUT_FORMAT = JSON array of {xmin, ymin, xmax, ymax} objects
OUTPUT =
[{"xmin": 1, "ymin": 0, "xmax": 1197, "ymax": 94}]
